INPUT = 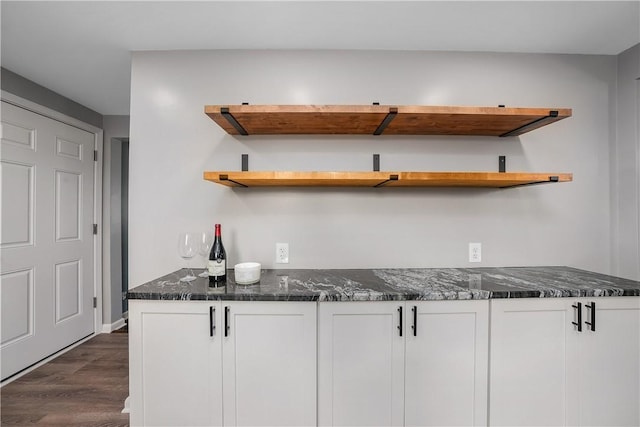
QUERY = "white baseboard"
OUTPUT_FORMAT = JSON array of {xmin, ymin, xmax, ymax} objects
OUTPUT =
[{"xmin": 102, "ymin": 317, "xmax": 126, "ymax": 333}]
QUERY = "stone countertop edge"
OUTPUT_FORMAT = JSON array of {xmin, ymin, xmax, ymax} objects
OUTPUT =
[{"xmin": 126, "ymin": 266, "xmax": 640, "ymax": 302}]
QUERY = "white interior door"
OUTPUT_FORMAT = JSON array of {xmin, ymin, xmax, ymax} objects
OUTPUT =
[{"xmin": 1, "ymin": 101, "xmax": 96, "ymax": 380}]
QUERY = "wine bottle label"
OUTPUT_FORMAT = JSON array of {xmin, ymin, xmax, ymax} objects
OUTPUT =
[{"xmin": 208, "ymin": 259, "xmax": 226, "ymax": 276}]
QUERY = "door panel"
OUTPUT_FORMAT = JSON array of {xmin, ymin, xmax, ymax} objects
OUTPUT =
[
  {"xmin": 0, "ymin": 268, "xmax": 34, "ymax": 345},
  {"xmin": 129, "ymin": 301, "xmax": 222, "ymax": 427},
  {"xmin": 55, "ymin": 170, "xmax": 82, "ymax": 241},
  {"xmin": 222, "ymin": 301, "xmax": 316, "ymax": 427},
  {"xmin": 490, "ymin": 298, "xmax": 580, "ymax": 426},
  {"xmin": 1, "ymin": 101, "xmax": 96, "ymax": 380},
  {"xmin": 578, "ymin": 297, "xmax": 640, "ymax": 426},
  {"xmin": 405, "ymin": 300, "xmax": 488, "ymax": 427},
  {"xmin": 54, "ymin": 260, "xmax": 81, "ymax": 322},
  {"xmin": 318, "ymin": 302, "xmax": 405, "ymax": 427},
  {"xmin": 56, "ymin": 137, "xmax": 83, "ymax": 160},
  {"xmin": 1, "ymin": 161, "xmax": 33, "ymax": 246},
  {"xmin": 1, "ymin": 120, "xmax": 35, "ymax": 150}
]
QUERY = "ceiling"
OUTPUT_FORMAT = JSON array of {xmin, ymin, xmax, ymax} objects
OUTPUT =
[{"xmin": 2, "ymin": 1, "xmax": 639, "ymax": 116}]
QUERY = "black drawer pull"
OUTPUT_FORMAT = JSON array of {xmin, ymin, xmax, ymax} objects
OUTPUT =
[
  {"xmin": 224, "ymin": 306, "xmax": 230, "ymax": 337},
  {"xmin": 209, "ymin": 306, "xmax": 216, "ymax": 337},
  {"xmin": 572, "ymin": 302, "xmax": 582, "ymax": 332},
  {"xmin": 411, "ymin": 306, "xmax": 417, "ymax": 336},
  {"xmin": 585, "ymin": 302, "xmax": 596, "ymax": 331},
  {"xmin": 398, "ymin": 306, "xmax": 403, "ymax": 337}
]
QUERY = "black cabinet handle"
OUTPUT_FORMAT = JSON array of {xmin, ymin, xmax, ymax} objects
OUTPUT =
[
  {"xmin": 411, "ymin": 306, "xmax": 417, "ymax": 336},
  {"xmin": 398, "ymin": 306, "xmax": 403, "ymax": 337},
  {"xmin": 224, "ymin": 306, "xmax": 230, "ymax": 337},
  {"xmin": 572, "ymin": 302, "xmax": 582, "ymax": 332},
  {"xmin": 209, "ymin": 306, "xmax": 216, "ymax": 337},
  {"xmin": 585, "ymin": 302, "xmax": 596, "ymax": 331}
]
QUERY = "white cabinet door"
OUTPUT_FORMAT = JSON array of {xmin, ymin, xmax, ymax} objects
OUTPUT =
[
  {"xmin": 318, "ymin": 301, "xmax": 405, "ymax": 427},
  {"xmin": 222, "ymin": 301, "xmax": 316, "ymax": 427},
  {"xmin": 577, "ymin": 297, "xmax": 640, "ymax": 427},
  {"xmin": 405, "ymin": 300, "xmax": 489, "ymax": 427},
  {"xmin": 129, "ymin": 300, "xmax": 223, "ymax": 427},
  {"xmin": 489, "ymin": 298, "xmax": 580, "ymax": 427}
]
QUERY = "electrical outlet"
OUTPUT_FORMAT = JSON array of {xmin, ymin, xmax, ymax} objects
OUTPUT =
[
  {"xmin": 276, "ymin": 243, "xmax": 289, "ymax": 264},
  {"xmin": 469, "ymin": 243, "xmax": 482, "ymax": 263}
]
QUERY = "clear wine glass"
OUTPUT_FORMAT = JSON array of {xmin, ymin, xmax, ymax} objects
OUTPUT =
[
  {"xmin": 197, "ymin": 231, "xmax": 214, "ymax": 277},
  {"xmin": 177, "ymin": 232, "xmax": 197, "ymax": 282}
]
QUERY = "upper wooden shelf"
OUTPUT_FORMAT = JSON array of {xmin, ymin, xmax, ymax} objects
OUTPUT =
[
  {"xmin": 204, "ymin": 104, "xmax": 572, "ymax": 137},
  {"xmin": 203, "ymin": 171, "xmax": 573, "ymax": 189}
]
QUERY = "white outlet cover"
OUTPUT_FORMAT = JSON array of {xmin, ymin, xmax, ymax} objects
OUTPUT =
[
  {"xmin": 276, "ymin": 242, "xmax": 289, "ymax": 264},
  {"xmin": 469, "ymin": 243, "xmax": 482, "ymax": 263}
]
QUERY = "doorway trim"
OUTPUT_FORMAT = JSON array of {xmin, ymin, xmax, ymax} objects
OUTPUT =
[
  {"xmin": 1, "ymin": 90, "xmax": 104, "ymax": 338},
  {"xmin": 636, "ymin": 78, "xmax": 640, "ymax": 279}
]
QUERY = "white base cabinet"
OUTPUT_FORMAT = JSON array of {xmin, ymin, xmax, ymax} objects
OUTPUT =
[
  {"xmin": 318, "ymin": 300, "xmax": 489, "ymax": 427},
  {"xmin": 129, "ymin": 296, "xmax": 639, "ymax": 427},
  {"xmin": 129, "ymin": 300, "xmax": 316, "ymax": 427},
  {"xmin": 490, "ymin": 296, "xmax": 640, "ymax": 427},
  {"xmin": 129, "ymin": 301, "xmax": 223, "ymax": 427}
]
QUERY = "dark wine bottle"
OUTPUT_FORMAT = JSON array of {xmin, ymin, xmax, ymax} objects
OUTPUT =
[{"xmin": 208, "ymin": 224, "xmax": 226, "ymax": 286}]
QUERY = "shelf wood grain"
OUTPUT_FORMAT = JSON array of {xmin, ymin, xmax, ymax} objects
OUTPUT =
[
  {"xmin": 204, "ymin": 105, "xmax": 572, "ymax": 136},
  {"xmin": 203, "ymin": 171, "xmax": 573, "ymax": 188}
]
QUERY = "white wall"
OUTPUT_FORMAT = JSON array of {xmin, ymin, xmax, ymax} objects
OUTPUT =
[
  {"xmin": 612, "ymin": 44, "xmax": 640, "ymax": 280},
  {"xmin": 129, "ymin": 50, "xmax": 617, "ymax": 287}
]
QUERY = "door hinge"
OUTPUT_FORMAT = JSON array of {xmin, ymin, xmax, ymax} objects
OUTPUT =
[
  {"xmin": 94, "ymin": 150, "xmax": 98, "ymax": 161},
  {"xmin": 93, "ymin": 224, "xmax": 98, "ymax": 235},
  {"xmin": 93, "ymin": 297, "xmax": 97, "ymax": 308}
]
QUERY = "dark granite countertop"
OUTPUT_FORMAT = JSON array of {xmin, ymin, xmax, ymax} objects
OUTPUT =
[{"xmin": 127, "ymin": 266, "xmax": 640, "ymax": 302}]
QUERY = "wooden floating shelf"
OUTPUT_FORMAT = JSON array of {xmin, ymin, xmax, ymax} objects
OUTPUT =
[
  {"xmin": 204, "ymin": 105, "xmax": 572, "ymax": 137},
  {"xmin": 203, "ymin": 171, "xmax": 573, "ymax": 188}
]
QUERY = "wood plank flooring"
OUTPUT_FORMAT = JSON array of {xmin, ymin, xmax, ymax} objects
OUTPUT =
[{"xmin": 1, "ymin": 333, "xmax": 129, "ymax": 426}]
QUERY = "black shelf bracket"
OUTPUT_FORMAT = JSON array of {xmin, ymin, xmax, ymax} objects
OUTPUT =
[
  {"xmin": 499, "ymin": 156, "xmax": 506, "ymax": 173},
  {"xmin": 373, "ymin": 107, "xmax": 398, "ymax": 135},
  {"xmin": 242, "ymin": 154, "xmax": 249, "ymax": 171},
  {"xmin": 500, "ymin": 110, "xmax": 559, "ymax": 137},
  {"xmin": 219, "ymin": 174, "xmax": 248, "ymax": 188},
  {"xmin": 500, "ymin": 175, "xmax": 560, "ymax": 189},
  {"xmin": 220, "ymin": 107, "xmax": 249, "ymax": 136},
  {"xmin": 374, "ymin": 174, "xmax": 399, "ymax": 188},
  {"xmin": 373, "ymin": 154, "xmax": 380, "ymax": 172}
]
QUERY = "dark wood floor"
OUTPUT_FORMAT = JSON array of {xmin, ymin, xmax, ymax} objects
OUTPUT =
[{"xmin": 1, "ymin": 333, "xmax": 129, "ymax": 426}]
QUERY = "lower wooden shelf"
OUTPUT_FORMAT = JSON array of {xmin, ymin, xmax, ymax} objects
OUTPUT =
[{"xmin": 203, "ymin": 171, "xmax": 573, "ymax": 188}]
